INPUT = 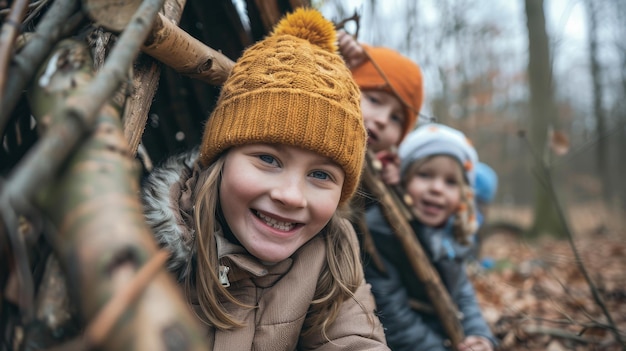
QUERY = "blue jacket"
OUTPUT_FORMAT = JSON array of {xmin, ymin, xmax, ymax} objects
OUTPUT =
[{"xmin": 364, "ymin": 205, "xmax": 497, "ymax": 350}]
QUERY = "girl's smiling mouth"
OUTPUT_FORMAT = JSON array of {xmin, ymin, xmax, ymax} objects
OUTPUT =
[
  {"xmin": 253, "ymin": 210, "xmax": 302, "ymax": 232},
  {"xmin": 420, "ymin": 199, "xmax": 444, "ymax": 214}
]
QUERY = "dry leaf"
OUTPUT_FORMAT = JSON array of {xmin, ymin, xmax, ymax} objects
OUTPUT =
[{"xmin": 549, "ymin": 129, "xmax": 570, "ymax": 155}]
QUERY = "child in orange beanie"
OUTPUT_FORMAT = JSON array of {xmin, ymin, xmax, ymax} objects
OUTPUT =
[
  {"xmin": 338, "ymin": 31, "xmax": 424, "ymax": 185},
  {"xmin": 141, "ymin": 8, "xmax": 389, "ymax": 350}
]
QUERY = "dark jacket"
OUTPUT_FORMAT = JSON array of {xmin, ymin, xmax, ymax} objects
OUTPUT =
[
  {"xmin": 364, "ymin": 204, "xmax": 497, "ymax": 351},
  {"xmin": 140, "ymin": 150, "xmax": 389, "ymax": 351}
]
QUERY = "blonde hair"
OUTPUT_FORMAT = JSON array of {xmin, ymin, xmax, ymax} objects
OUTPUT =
[
  {"xmin": 187, "ymin": 154, "xmax": 368, "ymax": 335},
  {"xmin": 402, "ymin": 155, "xmax": 476, "ymax": 245}
]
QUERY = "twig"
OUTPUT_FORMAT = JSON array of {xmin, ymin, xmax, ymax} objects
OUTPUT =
[
  {"xmin": 0, "ymin": 0, "xmax": 46, "ymax": 17},
  {"xmin": 522, "ymin": 324, "xmax": 596, "ymax": 343},
  {"xmin": 120, "ymin": 0, "xmax": 188, "ymax": 155},
  {"xmin": 519, "ymin": 132, "xmax": 626, "ymax": 349},
  {"xmin": 84, "ymin": 250, "xmax": 169, "ymax": 348},
  {"xmin": 21, "ymin": 0, "xmax": 52, "ymax": 27},
  {"xmin": 334, "ymin": 10, "xmax": 360, "ymax": 40},
  {"xmin": 0, "ymin": 0, "xmax": 80, "ymax": 137},
  {"xmin": 0, "ymin": 197, "xmax": 35, "ymax": 322},
  {"xmin": 0, "ymin": 0, "xmax": 29, "ymax": 108}
]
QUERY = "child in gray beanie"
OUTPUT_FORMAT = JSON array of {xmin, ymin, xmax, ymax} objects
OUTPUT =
[
  {"xmin": 364, "ymin": 123, "xmax": 498, "ymax": 351},
  {"xmin": 398, "ymin": 123, "xmax": 479, "ymax": 243}
]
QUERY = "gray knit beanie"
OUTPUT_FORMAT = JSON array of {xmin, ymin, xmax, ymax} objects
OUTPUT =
[{"xmin": 398, "ymin": 123, "xmax": 479, "ymax": 186}]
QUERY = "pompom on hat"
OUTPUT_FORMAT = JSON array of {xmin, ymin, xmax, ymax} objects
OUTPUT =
[
  {"xmin": 198, "ymin": 8, "xmax": 366, "ymax": 204},
  {"xmin": 475, "ymin": 162, "xmax": 498, "ymax": 204},
  {"xmin": 350, "ymin": 45, "xmax": 424, "ymax": 141}
]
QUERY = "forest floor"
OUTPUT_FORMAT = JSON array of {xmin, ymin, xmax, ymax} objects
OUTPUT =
[{"xmin": 471, "ymin": 202, "xmax": 626, "ymax": 351}]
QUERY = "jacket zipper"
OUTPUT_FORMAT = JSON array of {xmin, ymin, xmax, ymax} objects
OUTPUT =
[{"xmin": 219, "ymin": 265, "xmax": 230, "ymax": 287}]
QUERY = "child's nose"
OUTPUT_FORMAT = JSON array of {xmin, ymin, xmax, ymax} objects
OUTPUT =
[
  {"xmin": 371, "ymin": 109, "xmax": 393, "ymax": 127},
  {"xmin": 269, "ymin": 177, "xmax": 307, "ymax": 208},
  {"xmin": 430, "ymin": 178, "xmax": 445, "ymax": 192}
]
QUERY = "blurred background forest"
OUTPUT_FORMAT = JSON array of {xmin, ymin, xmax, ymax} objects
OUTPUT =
[
  {"xmin": 318, "ymin": 0, "xmax": 626, "ymax": 238},
  {"xmin": 313, "ymin": 1, "xmax": 626, "ymax": 349}
]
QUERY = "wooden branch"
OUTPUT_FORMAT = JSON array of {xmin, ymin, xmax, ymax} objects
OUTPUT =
[
  {"xmin": 122, "ymin": 0, "xmax": 189, "ymax": 155},
  {"xmin": 83, "ymin": 0, "xmax": 235, "ymax": 86},
  {"xmin": 0, "ymin": 0, "xmax": 168, "ymax": 342},
  {"xmin": 142, "ymin": 12, "xmax": 235, "ymax": 85},
  {"xmin": 0, "ymin": 0, "xmax": 45, "ymax": 17},
  {"xmin": 83, "ymin": 251, "xmax": 169, "ymax": 347},
  {"xmin": 0, "ymin": 0, "xmax": 163, "ymax": 210},
  {"xmin": 351, "ymin": 191, "xmax": 387, "ymax": 274},
  {"xmin": 82, "ymin": 0, "xmax": 143, "ymax": 33},
  {"xmin": 0, "ymin": 0, "xmax": 80, "ymax": 137},
  {"xmin": 522, "ymin": 324, "xmax": 596, "ymax": 343},
  {"xmin": 83, "ymin": 0, "xmax": 234, "ymax": 154},
  {"xmin": 361, "ymin": 151, "xmax": 465, "ymax": 349},
  {"xmin": 0, "ymin": 0, "xmax": 30, "ymax": 106},
  {"xmin": 35, "ymin": 255, "xmax": 74, "ymax": 331},
  {"xmin": 19, "ymin": 253, "xmax": 79, "ymax": 349},
  {"xmin": 334, "ymin": 11, "xmax": 361, "ymax": 40},
  {"xmin": 26, "ymin": 38, "xmax": 208, "ymax": 351}
]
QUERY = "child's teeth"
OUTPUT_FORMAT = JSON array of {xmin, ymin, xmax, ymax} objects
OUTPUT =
[{"xmin": 258, "ymin": 212, "xmax": 295, "ymax": 231}]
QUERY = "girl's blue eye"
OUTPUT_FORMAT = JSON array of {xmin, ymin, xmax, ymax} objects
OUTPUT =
[
  {"xmin": 310, "ymin": 170, "xmax": 330, "ymax": 180},
  {"xmin": 259, "ymin": 154, "xmax": 277, "ymax": 165}
]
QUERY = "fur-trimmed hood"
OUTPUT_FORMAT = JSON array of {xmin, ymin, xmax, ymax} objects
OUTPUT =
[{"xmin": 140, "ymin": 148, "xmax": 200, "ymax": 280}]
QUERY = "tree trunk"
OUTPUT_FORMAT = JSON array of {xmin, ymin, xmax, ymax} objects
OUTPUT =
[
  {"xmin": 584, "ymin": 0, "xmax": 611, "ymax": 205},
  {"xmin": 612, "ymin": 0, "xmax": 626, "ymax": 213},
  {"xmin": 524, "ymin": 0, "xmax": 565, "ymax": 238}
]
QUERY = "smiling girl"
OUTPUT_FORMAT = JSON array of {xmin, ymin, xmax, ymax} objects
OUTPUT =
[{"xmin": 140, "ymin": 8, "xmax": 388, "ymax": 351}]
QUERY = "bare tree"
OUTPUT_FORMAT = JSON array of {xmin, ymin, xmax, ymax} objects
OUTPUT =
[
  {"xmin": 583, "ymin": 0, "xmax": 611, "ymax": 205},
  {"xmin": 524, "ymin": 0, "xmax": 565, "ymax": 238},
  {"xmin": 609, "ymin": 0, "xmax": 626, "ymax": 212}
]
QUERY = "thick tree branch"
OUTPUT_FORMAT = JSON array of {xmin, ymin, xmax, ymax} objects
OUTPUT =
[
  {"xmin": 142, "ymin": 12, "xmax": 235, "ymax": 85},
  {"xmin": 0, "ymin": 0, "xmax": 81, "ymax": 137},
  {"xmin": 0, "ymin": 0, "xmax": 30, "ymax": 106},
  {"xmin": 21, "ymin": 36, "xmax": 207, "ymax": 350},
  {"xmin": 0, "ymin": 0, "xmax": 164, "ymax": 335}
]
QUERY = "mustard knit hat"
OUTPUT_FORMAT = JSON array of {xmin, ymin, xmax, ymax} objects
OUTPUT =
[{"xmin": 199, "ymin": 8, "xmax": 366, "ymax": 204}]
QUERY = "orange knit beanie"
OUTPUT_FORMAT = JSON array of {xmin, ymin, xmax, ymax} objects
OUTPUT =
[
  {"xmin": 351, "ymin": 45, "xmax": 424, "ymax": 141},
  {"xmin": 198, "ymin": 8, "xmax": 366, "ymax": 204}
]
